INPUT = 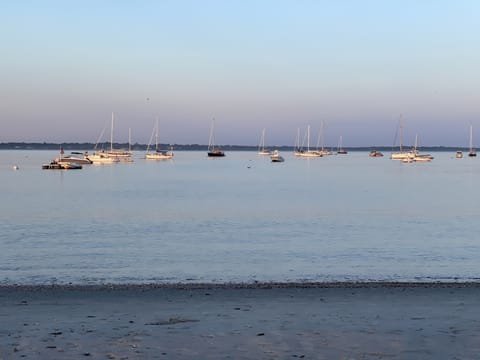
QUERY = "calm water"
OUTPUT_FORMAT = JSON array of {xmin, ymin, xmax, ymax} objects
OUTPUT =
[{"xmin": 1, "ymin": 150, "xmax": 479, "ymax": 285}]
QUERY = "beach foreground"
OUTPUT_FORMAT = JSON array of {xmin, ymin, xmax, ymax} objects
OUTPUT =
[{"xmin": 1, "ymin": 283, "xmax": 479, "ymax": 359}]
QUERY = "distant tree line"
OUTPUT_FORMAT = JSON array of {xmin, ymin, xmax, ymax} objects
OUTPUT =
[{"xmin": 0, "ymin": 142, "xmax": 468, "ymax": 152}]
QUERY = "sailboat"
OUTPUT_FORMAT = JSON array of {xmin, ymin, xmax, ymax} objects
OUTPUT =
[
  {"xmin": 104, "ymin": 112, "xmax": 133, "ymax": 160},
  {"xmin": 145, "ymin": 118, "xmax": 174, "ymax": 160},
  {"xmin": 317, "ymin": 120, "xmax": 333, "ymax": 156},
  {"xmin": 89, "ymin": 116, "xmax": 119, "ymax": 164},
  {"xmin": 258, "ymin": 128, "xmax": 271, "ymax": 155},
  {"xmin": 298, "ymin": 125, "xmax": 321, "ymax": 157},
  {"xmin": 402, "ymin": 134, "xmax": 433, "ymax": 162},
  {"xmin": 293, "ymin": 128, "xmax": 303, "ymax": 156},
  {"xmin": 391, "ymin": 114, "xmax": 414, "ymax": 160},
  {"xmin": 469, "ymin": 125, "xmax": 476, "ymax": 157},
  {"xmin": 207, "ymin": 118, "xmax": 225, "ymax": 157},
  {"xmin": 336, "ymin": 135, "xmax": 348, "ymax": 154}
]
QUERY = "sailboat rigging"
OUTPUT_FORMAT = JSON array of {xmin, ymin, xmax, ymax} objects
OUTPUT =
[
  {"xmin": 145, "ymin": 117, "xmax": 174, "ymax": 160},
  {"xmin": 258, "ymin": 128, "xmax": 271, "ymax": 155},
  {"xmin": 469, "ymin": 124, "xmax": 476, "ymax": 157},
  {"xmin": 207, "ymin": 118, "xmax": 225, "ymax": 157}
]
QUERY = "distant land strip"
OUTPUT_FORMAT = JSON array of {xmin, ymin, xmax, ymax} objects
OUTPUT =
[{"xmin": 0, "ymin": 142, "xmax": 469, "ymax": 152}]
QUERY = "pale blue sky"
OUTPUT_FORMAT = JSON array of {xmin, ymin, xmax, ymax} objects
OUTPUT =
[{"xmin": 1, "ymin": 0, "xmax": 479, "ymax": 146}]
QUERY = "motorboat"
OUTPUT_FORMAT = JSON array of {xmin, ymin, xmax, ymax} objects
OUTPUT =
[
  {"xmin": 270, "ymin": 150, "xmax": 285, "ymax": 162},
  {"xmin": 42, "ymin": 161, "xmax": 82, "ymax": 170},
  {"xmin": 56, "ymin": 152, "xmax": 92, "ymax": 165},
  {"xmin": 369, "ymin": 150, "xmax": 384, "ymax": 157}
]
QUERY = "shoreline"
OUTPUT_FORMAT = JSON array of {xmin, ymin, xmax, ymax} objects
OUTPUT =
[{"xmin": 2, "ymin": 284, "xmax": 479, "ymax": 359}]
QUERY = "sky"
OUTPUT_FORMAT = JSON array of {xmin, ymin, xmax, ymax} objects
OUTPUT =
[{"xmin": 1, "ymin": 0, "xmax": 479, "ymax": 147}]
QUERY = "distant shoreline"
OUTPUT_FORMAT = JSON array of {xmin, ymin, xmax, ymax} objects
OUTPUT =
[{"xmin": 0, "ymin": 142, "xmax": 470, "ymax": 152}]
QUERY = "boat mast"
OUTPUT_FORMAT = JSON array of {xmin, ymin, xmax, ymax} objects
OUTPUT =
[
  {"xmin": 208, "ymin": 117, "xmax": 216, "ymax": 152},
  {"xmin": 320, "ymin": 120, "xmax": 325, "ymax": 151},
  {"xmin": 259, "ymin": 128, "xmax": 265, "ymax": 152},
  {"xmin": 110, "ymin": 112, "xmax": 114, "ymax": 152},
  {"xmin": 295, "ymin": 128, "xmax": 300, "ymax": 152},
  {"xmin": 307, "ymin": 125, "xmax": 311, "ymax": 152},
  {"xmin": 399, "ymin": 114, "xmax": 403, "ymax": 153},
  {"xmin": 155, "ymin": 117, "xmax": 159, "ymax": 152},
  {"xmin": 470, "ymin": 124, "xmax": 473, "ymax": 152}
]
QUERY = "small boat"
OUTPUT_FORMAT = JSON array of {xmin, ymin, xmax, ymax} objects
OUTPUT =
[
  {"xmin": 56, "ymin": 152, "xmax": 92, "ymax": 165},
  {"xmin": 270, "ymin": 150, "xmax": 284, "ymax": 162},
  {"xmin": 145, "ymin": 118, "xmax": 174, "ymax": 160},
  {"xmin": 258, "ymin": 128, "xmax": 271, "ymax": 155},
  {"xmin": 369, "ymin": 150, "xmax": 384, "ymax": 157},
  {"xmin": 336, "ymin": 136, "xmax": 348, "ymax": 154},
  {"xmin": 298, "ymin": 126, "xmax": 322, "ymax": 157},
  {"xmin": 146, "ymin": 148, "xmax": 174, "ymax": 160},
  {"xmin": 93, "ymin": 112, "xmax": 133, "ymax": 162},
  {"xmin": 317, "ymin": 120, "xmax": 334, "ymax": 156},
  {"xmin": 391, "ymin": 114, "xmax": 411, "ymax": 160},
  {"xmin": 456, "ymin": 151, "xmax": 463, "ymax": 158},
  {"xmin": 42, "ymin": 161, "xmax": 82, "ymax": 170},
  {"xmin": 207, "ymin": 117, "xmax": 225, "ymax": 157},
  {"xmin": 87, "ymin": 151, "xmax": 119, "ymax": 164},
  {"xmin": 468, "ymin": 125, "xmax": 476, "ymax": 157}
]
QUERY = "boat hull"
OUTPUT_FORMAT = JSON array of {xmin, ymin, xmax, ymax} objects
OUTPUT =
[
  {"xmin": 208, "ymin": 151, "xmax": 225, "ymax": 157},
  {"xmin": 42, "ymin": 162, "xmax": 82, "ymax": 170}
]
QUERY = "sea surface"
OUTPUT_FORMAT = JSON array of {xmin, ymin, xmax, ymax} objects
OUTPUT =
[{"xmin": 1, "ymin": 150, "xmax": 479, "ymax": 285}]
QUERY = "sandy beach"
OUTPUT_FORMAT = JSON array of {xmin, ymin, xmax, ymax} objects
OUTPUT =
[{"xmin": 1, "ymin": 283, "xmax": 479, "ymax": 359}]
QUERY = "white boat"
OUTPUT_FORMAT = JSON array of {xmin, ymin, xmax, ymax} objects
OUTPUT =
[
  {"xmin": 402, "ymin": 135, "xmax": 433, "ymax": 162},
  {"xmin": 92, "ymin": 112, "xmax": 132, "ymax": 162},
  {"xmin": 207, "ymin": 117, "xmax": 225, "ymax": 157},
  {"xmin": 391, "ymin": 114, "xmax": 413, "ymax": 160},
  {"xmin": 336, "ymin": 135, "xmax": 348, "ymax": 154},
  {"xmin": 258, "ymin": 128, "xmax": 271, "ymax": 155},
  {"xmin": 270, "ymin": 150, "xmax": 284, "ymax": 162},
  {"xmin": 42, "ymin": 160, "xmax": 82, "ymax": 170},
  {"xmin": 145, "ymin": 118, "xmax": 174, "ymax": 160},
  {"xmin": 317, "ymin": 120, "xmax": 333, "ymax": 156},
  {"xmin": 56, "ymin": 151, "xmax": 92, "ymax": 165},
  {"xmin": 469, "ymin": 125, "xmax": 476, "ymax": 157},
  {"xmin": 456, "ymin": 151, "xmax": 463, "ymax": 158},
  {"xmin": 298, "ymin": 125, "xmax": 321, "ymax": 157},
  {"xmin": 103, "ymin": 113, "xmax": 133, "ymax": 160},
  {"xmin": 293, "ymin": 128, "xmax": 303, "ymax": 156},
  {"xmin": 87, "ymin": 151, "xmax": 119, "ymax": 164}
]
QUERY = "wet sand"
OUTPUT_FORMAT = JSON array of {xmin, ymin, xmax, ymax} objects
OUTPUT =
[{"xmin": 1, "ymin": 283, "xmax": 479, "ymax": 359}]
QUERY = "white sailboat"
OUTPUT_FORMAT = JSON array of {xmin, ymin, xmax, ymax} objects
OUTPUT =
[
  {"xmin": 89, "ymin": 118, "xmax": 119, "ymax": 164},
  {"xmin": 391, "ymin": 114, "xmax": 414, "ymax": 160},
  {"xmin": 293, "ymin": 128, "xmax": 303, "ymax": 156},
  {"xmin": 469, "ymin": 124, "xmax": 476, "ymax": 157},
  {"xmin": 207, "ymin": 117, "xmax": 225, "ymax": 157},
  {"xmin": 145, "ymin": 118, "xmax": 174, "ymax": 160},
  {"xmin": 104, "ymin": 112, "xmax": 133, "ymax": 160},
  {"xmin": 317, "ymin": 120, "xmax": 333, "ymax": 156},
  {"xmin": 258, "ymin": 128, "xmax": 271, "ymax": 155},
  {"xmin": 402, "ymin": 134, "xmax": 433, "ymax": 162},
  {"xmin": 298, "ymin": 125, "xmax": 321, "ymax": 157}
]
